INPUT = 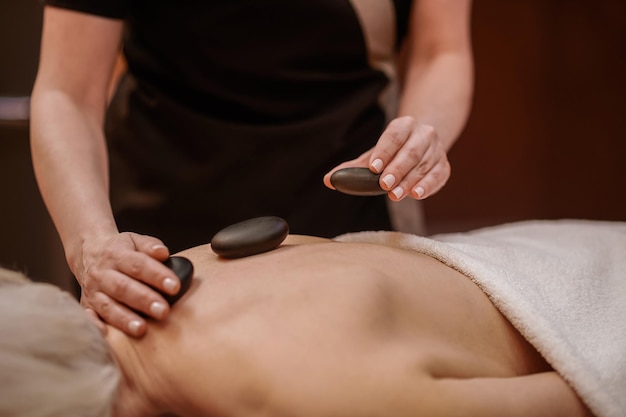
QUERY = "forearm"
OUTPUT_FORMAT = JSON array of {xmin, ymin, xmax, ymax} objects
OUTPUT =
[
  {"xmin": 429, "ymin": 371, "xmax": 594, "ymax": 417},
  {"xmin": 30, "ymin": 7, "xmax": 177, "ymax": 335},
  {"xmin": 30, "ymin": 88, "xmax": 117, "ymax": 269},
  {"xmin": 31, "ymin": 6, "xmax": 126, "ymax": 271},
  {"xmin": 397, "ymin": 50, "xmax": 474, "ymax": 151}
]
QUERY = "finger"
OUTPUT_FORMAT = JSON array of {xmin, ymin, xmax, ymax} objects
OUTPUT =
[
  {"xmin": 86, "ymin": 291, "xmax": 148, "ymax": 338},
  {"xmin": 99, "ymin": 265, "xmax": 173, "ymax": 318},
  {"xmin": 368, "ymin": 116, "xmax": 415, "ymax": 173},
  {"xmin": 111, "ymin": 247, "xmax": 181, "ymax": 297},
  {"xmin": 383, "ymin": 139, "xmax": 450, "ymax": 201},
  {"xmin": 130, "ymin": 233, "xmax": 170, "ymax": 261},
  {"xmin": 379, "ymin": 124, "xmax": 438, "ymax": 191},
  {"xmin": 388, "ymin": 142, "xmax": 440, "ymax": 200},
  {"xmin": 409, "ymin": 158, "xmax": 451, "ymax": 200}
]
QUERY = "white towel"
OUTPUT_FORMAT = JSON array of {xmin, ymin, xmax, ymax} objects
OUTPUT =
[{"xmin": 336, "ymin": 219, "xmax": 626, "ymax": 417}]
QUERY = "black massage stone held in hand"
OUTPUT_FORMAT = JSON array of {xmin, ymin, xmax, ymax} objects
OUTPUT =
[
  {"xmin": 160, "ymin": 256, "xmax": 194, "ymax": 305},
  {"xmin": 330, "ymin": 167, "xmax": 385, "ymax": 196},
  {"xmin": 211, "ymin": 216, "xmax": 290, "ymax": 258}
]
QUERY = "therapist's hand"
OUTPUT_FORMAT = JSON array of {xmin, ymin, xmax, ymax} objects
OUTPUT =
[
  {"xmin": 73, "ymin": 232, "xmax": 181, "ymax": 337},
  {"xmin": 324, "ymin": 116, "xmax": 451, "ymax": 201}
]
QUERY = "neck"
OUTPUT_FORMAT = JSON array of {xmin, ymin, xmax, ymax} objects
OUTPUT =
[{"xmin": 106, "ymin": 327, "xmax": 161, "ymax": 417}]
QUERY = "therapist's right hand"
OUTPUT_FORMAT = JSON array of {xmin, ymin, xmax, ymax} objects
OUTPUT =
[{"xmin": 73, "ymin": 232, "xmax": 181, "ymax": 337}]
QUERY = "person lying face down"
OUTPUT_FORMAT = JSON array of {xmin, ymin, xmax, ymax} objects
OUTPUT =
[{"xmin": 0, "ymin": 233, "xmax": 593, "ymax": 417}]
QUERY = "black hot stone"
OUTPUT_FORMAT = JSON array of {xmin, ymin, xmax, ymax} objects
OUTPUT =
[
  {"xmin": 161, "ymin": 256, "xmax": 194, "ymax": 305},
  {"xmin": 330, "ymin": 167, "xmax": 385, "ymax": 196},
  {"xmin": 211, "ymin": 216, "xmax": 289, "ymax": 258}
]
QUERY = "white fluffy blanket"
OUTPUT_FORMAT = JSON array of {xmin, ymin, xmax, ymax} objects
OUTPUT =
[{"xmin": 336, "ymin": 219, "xmax": 626, "ymax": 417}]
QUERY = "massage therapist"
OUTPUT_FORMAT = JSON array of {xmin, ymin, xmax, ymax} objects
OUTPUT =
[{"xmin": 30, "ymin": 0, "xmax": 474, "ymax": 336}]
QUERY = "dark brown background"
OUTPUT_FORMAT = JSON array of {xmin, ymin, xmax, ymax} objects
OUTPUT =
[
  {"xmin": 1, "ymin": 1, "xmax": 625, "ymax": 289},
  {"xmin": 425, "ymin": 0, "xmax": 626, "ymax": 233}
]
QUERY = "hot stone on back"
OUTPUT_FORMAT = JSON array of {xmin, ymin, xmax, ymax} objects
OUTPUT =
[{"xmin": 211, "ymin": 216, "xmax": 289, "ymax": 258}]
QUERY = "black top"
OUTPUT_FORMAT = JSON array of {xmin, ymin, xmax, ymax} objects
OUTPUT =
[{"xmin": 44, "ymin": 0, "xmax": 413, "ymax": 249}]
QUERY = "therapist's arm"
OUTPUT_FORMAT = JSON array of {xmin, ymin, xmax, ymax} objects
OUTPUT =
[
  {"xmin": 377, "ymin": 0, "xmax": 474, "ymax": 201},
  {"xmin": 325, "ymin": 0, "xmax": 474, "ymax": 201},
  {"xmin": 30, "ymin": 6, "xmax": 179, "ymax": 337}
]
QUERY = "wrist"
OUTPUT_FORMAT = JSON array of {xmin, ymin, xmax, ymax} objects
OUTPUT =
[{"xmin": 64, "ymin": 223, "xmax": 119, "ymax": 278}]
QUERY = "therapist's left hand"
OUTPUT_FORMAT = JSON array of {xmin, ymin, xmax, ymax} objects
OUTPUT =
[{"xmin": 324, "ymin": 115, "xmax": 451, "ymax": 201}]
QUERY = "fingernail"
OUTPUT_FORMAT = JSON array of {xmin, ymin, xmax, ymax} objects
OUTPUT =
[
  {"xmin": 415, "ymin": 186, "xmax": 425, "ymax": 198},
  {"xmin": 392, "ymin": 186, "xmax": 404, "ymax": 199},
  {"xmin": 163, "ymin": 277, "xmax": 178, "ymax": 293},
  {"xmin": 382, "ymin": 174, "xmax": 395, "ymax": 189},
  {"xmin": 128, "ymin": 320, "xmax": 142, "ymax": 335},
  {"xmin": 151, "ymin": 244, "xmax": 167, "ymax": 251},
  {"xmin": 150, "ymin": 301, "xmax": 167, "ymax": 318},
  {"xmin": 371, "ymin": 159, "xmax": 383, "ymax": 173}
]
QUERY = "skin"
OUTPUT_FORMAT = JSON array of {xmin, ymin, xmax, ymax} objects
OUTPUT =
[
  {"xmin": 105, "ymin": 235, "xmax": 593, "ymax": 417},
  {"xmin": 324, "ymin": 0, "xmax": 474, "ymax": 201},
  {"xmin": 30, "ymin": 1, "xmax": 474, "ymax": 337}
]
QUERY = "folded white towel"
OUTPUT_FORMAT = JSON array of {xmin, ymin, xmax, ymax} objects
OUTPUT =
[{"xmin": 336, "ymin": 219, "xmax": 626, "ymax": 417}]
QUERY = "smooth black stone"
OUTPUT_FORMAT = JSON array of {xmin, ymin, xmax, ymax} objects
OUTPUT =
[
  {"xmin": 160, "ymin": 256, "xmax": 194, "ymax": 305},
  {"xmin": 211, "ymin": 216, "xmax": 289, "ymax": 258},
  {"xmin": 330, "ymin": 167, "xmax": 385, "ymax": 196}
]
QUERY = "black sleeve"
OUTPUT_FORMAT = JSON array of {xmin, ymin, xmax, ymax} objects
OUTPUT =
[{"xmin": 43, "ymin": 0, "xmax": 127, "ymax": 19}]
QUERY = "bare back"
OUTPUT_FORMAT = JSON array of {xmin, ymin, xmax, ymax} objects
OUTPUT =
[{"xmin": 111, "ymin": 236, "xmax": 576, "ymax": 417}]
